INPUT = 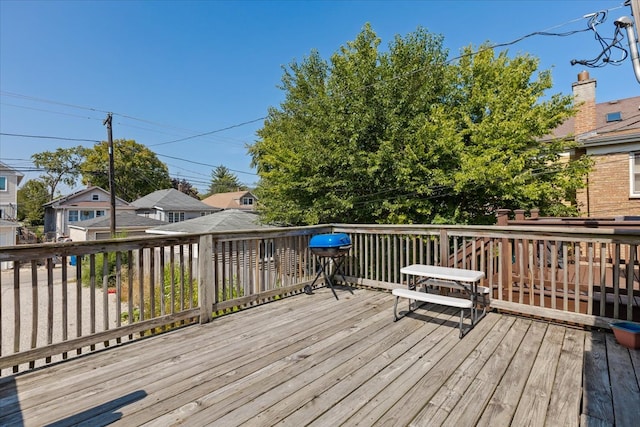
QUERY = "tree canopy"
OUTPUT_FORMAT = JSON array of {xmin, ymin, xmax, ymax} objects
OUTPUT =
[
  {"xmin": 206, "ymin": 165, "xmax": 246, "ymax": 196},
  {"xmin": 81, "ymin": 139, "xmax": 171, "ymax": 202},
  {"xmin": 249, "ymin": 24, "xmax": 590, "ymax": 225},
  {"xmin": 17, "ymin": 179, "xmax": 49, "ymax": 225},
  {"xmin": 31, "ymin": 146, "xmax": 86, "ymax": 200}
]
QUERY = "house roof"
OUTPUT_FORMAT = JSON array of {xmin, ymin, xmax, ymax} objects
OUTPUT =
[
  {"xmin": 146, "ymin": 209, "xmax": 270, "ymax": 235},
  {"xmin": 201, "ymin": 191, "xmax": 257, "ymax": 210},
  {"xmin": 44, "ymin": 186, "xmax": 130, "ymax": 208},
  {"xmin": 69, "ymin": 211, "xmax": 167, "ymax": 230},
  {"xmin": 131, "ymin": 188, "xmax": 219, "ymax": 212},
  {"xmin": 0, "ymin": 161, "xmax": 25, "ymax": 185},
  {"xmin": 552, "ymin": 95, "xmax": 640, "ymax": 140}
]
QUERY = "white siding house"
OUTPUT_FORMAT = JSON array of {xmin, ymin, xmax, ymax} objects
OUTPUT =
[
  {"xmin": 0, "ymin": 161, "xmax": 24, "ymax": 269},
  {"xmin": 43, "ymin": 186, "xmax": 134, "ymax": 240},
  {"xmin": 131, "ymin": 188, "xmax": 219, "ymax": 222}
]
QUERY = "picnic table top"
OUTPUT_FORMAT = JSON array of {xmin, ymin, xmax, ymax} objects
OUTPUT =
[{"xmin": 400, "ymin": 264, "xmax": 485, "ymax": 283}]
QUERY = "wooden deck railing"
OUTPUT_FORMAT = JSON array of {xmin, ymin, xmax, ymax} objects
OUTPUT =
[
  {"xmin": 1, "ymin": 223, "xmax": 638, "ymax": 375},
  {"xmin": 333, "ymin": 224, "xmax": 640, "ymax": 326}
]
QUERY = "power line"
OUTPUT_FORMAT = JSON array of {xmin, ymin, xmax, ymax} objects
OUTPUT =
[
  {"xmin": 149, "ymin": 117, "xmax": 265, "ymax": 147},
  {"xmin": 570, "ymin": 10, "xmax": 629, "ymax": 67},
  {"xmin": 0, "ymin": 133, "xmax": 101, "ymax": 143},
  {"xmin": 0, "ymin": 102, "xmax": 105, "ymax": 121},
  {"xmin": 0, "ymin": 91, "xmax": 112, "ymax": 114},
  {"xmin": 155, "ymin": 152, "xmax": 257, "ymax": 176}
]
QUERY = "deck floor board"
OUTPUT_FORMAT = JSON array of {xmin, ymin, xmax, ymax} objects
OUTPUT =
[{"xmin": 0, "ymin": 287, "xmax": 637, "ymax": 427}]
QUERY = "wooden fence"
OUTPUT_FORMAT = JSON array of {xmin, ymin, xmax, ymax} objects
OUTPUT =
[{"xmin": 1, "ymin": 223, "xmax": 638, "ymax": 376}]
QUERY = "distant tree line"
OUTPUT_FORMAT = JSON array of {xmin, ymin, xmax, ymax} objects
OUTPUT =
[{"xmin": 17, "ymin": 141, "xmax": 246, "ymax": 226}]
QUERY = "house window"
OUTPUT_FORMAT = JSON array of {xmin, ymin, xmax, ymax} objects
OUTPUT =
[
  {"xmin": 606, "ymin": 112, "xmax": 622, "ymax": 122},
  {"xmin": 0, "ymin": 208, "xmax": 4, "ymax": 219},
  {"xmin": 167, "ymin": 212, "xmax": 185, "ymax": 223},
  {"xmin": 241, "ymin": 197, "xmax": 254, "ymax": 205},
  {"xmin": 92, "ymin": 194, "xmax": 99, "ymax": 201},
  {"xmin": 80, "ymin": 210, "xmax": 95, "ymax": 221},
  {"xmin": 0, "ymin": 176, "xmax": 6, "ymax": 191},
  {"xmin": 68, "ymin": 210, "xmax": 79, "ymax": 222},
  {"xmin": 96, "ymin": 210, "xmax": 105, "ymax": 217},
  {"xmin": 632, "ymin": 153, "xmax": 640, "ymax": 197}
]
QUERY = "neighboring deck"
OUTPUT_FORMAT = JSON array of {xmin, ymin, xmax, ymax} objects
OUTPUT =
[{"xmin": 1, "ymin": 287, "xmax": 639, "ymax": 427}]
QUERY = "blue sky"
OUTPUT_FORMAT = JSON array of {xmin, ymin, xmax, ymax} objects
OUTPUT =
[{"xmin": 1, "ymin": 0, "xmax": 638, "ymax": 195}]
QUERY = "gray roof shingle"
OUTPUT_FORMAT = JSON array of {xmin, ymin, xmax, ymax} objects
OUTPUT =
[
  {"xmin": 131, "ymin": 188, "xmax": 218, "ymax": 212},
  {"xmin": 70, "ymin": 212, "xmax": 167, "ymax": 229},
  {"xmin": 146, "ymin": 210, "xmax": 271, "ymax": 234}
]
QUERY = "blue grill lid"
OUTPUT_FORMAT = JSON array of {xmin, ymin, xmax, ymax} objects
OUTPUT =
[{"xmin": 309, "ymin": 233, "xmax": 351, "ymax": 248}]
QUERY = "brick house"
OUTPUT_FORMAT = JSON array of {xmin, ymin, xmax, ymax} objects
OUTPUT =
[{"xmin": 551, "ymin": 71, "xmax": 640, "ymax": 217}]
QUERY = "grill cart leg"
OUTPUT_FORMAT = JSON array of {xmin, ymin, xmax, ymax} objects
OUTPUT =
[
  {"xmin": 327, "ymin": 256, "xmax": 353, "ymax": 298},
  {"xmin": 323, "ymin": 258, "xmax": 340, "ymax": 300},
  {"xmin": 305, "ymin": 258, "xmax": 340, "ymax": 299},
  {"xmin": 305, "ymin": 259, "xmax": 326, "ymax": 295}
]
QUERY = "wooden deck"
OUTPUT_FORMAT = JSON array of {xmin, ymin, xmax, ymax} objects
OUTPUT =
[{"xmin": 1, "ymin": 287, "xmax": 639, "ymax": 427}]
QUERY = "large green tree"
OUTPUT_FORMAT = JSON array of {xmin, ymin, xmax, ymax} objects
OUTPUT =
[
  {"xmin": 206, "ymin": 165, "xmax": 246, "ymax": 196},
  {"xmin": 81, "ymin": 139, "xmax": 171, "ymax": 202},
  {"xmin": 31, "ymin": 146, "xmax": 87, "ymax": 200},
  {"xmin": 249, "ymin": 24, "xmax": 590, "ymax": 225},
  {"xmin": 17, "ymin": 179, "xmax": 49, "ymax": 225}
]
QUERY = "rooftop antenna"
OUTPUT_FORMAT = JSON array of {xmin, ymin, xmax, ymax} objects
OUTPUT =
[{"xmin": 618, "ymin": 0, "xmax": 640, "ymax": 83}]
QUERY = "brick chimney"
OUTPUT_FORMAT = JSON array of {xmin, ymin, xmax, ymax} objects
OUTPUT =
[{"xmin": 572, "ymin": 70, "xmax": 597, "ymax": 138}]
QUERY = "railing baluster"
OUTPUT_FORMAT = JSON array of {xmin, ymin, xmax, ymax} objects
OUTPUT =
[
  {"xmin": 13, "ymin": 261, "xmax": 20, "ymax": 361},
  {"xmin": 76, "ymin": 256, "xmax": 82, "ymax": 353},
  {"xmin": 627, "ymin": 245, "xmax": 636, "ymax": 321},
  {"xmin": 46, "ymin": 258, "xmax": 54, "ymax": 362},
  {"xmin": 102, "ymin": 252, "xmax": 109, "ymax": 335},
  {"xmin": 61, "ymin": 257, "xmax": 68, "ymax": 358},
  {"xmin": 599, "ymin": 243, "xmax": 606, "ymax": 318},
  {"xmin": 137, "ymin": 249, "xmax": 144, "ymax": 322},
  {"xmin": 614, "ymin": 244, "xmax": 621, "ymax": 319},
  {"xmin": 160, "ymin": 246, "xmax": 167, "ymax": 318}
]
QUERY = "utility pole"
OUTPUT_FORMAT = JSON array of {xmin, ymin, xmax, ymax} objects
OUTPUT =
[{"xmin": 103, "ymin": 113, "xmax": 116, "ymax": 237}]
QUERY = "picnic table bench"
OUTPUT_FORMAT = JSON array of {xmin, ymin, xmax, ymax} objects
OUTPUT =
[{"xmin": 393, "ymin": 264, "xmax": 488, "ymax": 338}]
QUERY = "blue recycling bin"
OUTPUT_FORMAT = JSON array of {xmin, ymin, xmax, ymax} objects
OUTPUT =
[{"xmin": 69, "ymin": 255, "xmax": 77, "ymax": 266}]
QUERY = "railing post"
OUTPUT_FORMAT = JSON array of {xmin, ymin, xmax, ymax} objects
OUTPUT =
[
  {"xmin": 199, "ymin": 234, "xmax": 214, "ymax": 324},
  {"xmin": 440, "ymin": 229, "xmax": 449, "ymax": 267},
  {"xmin": 497, "ymin": 209, "xmax": 511, "ymax": 292},
  {"xmin": 496, "ymin": 209, "xmax": 510, "ymax": 226}
]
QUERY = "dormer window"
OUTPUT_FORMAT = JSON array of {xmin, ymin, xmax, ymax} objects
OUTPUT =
[
  {"xmin": 606, "ymin": 112, "xmax": 622, "ymax": 122},
  {"xmin": 92, "ymin": 194, "xmax": 99, "ymax": 201}
]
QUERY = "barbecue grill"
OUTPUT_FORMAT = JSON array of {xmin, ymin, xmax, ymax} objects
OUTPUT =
[{"xmin": 306, "ymin": 233, "xmax": 352, "ymax": 299}]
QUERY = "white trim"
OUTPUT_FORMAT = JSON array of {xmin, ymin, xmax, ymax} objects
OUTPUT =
[
  {"xmin": 586, "ymin": 142, "xmax": 640, "ymax": 156},
  {"xmin": 630, "ymin": 152, "xmax": 640, "ymax": 198}
]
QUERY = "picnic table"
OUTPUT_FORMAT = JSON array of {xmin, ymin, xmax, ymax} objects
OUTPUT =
[{"xmin": 393, "ymin": 264, "xmax": 488, "ymax": 338}]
